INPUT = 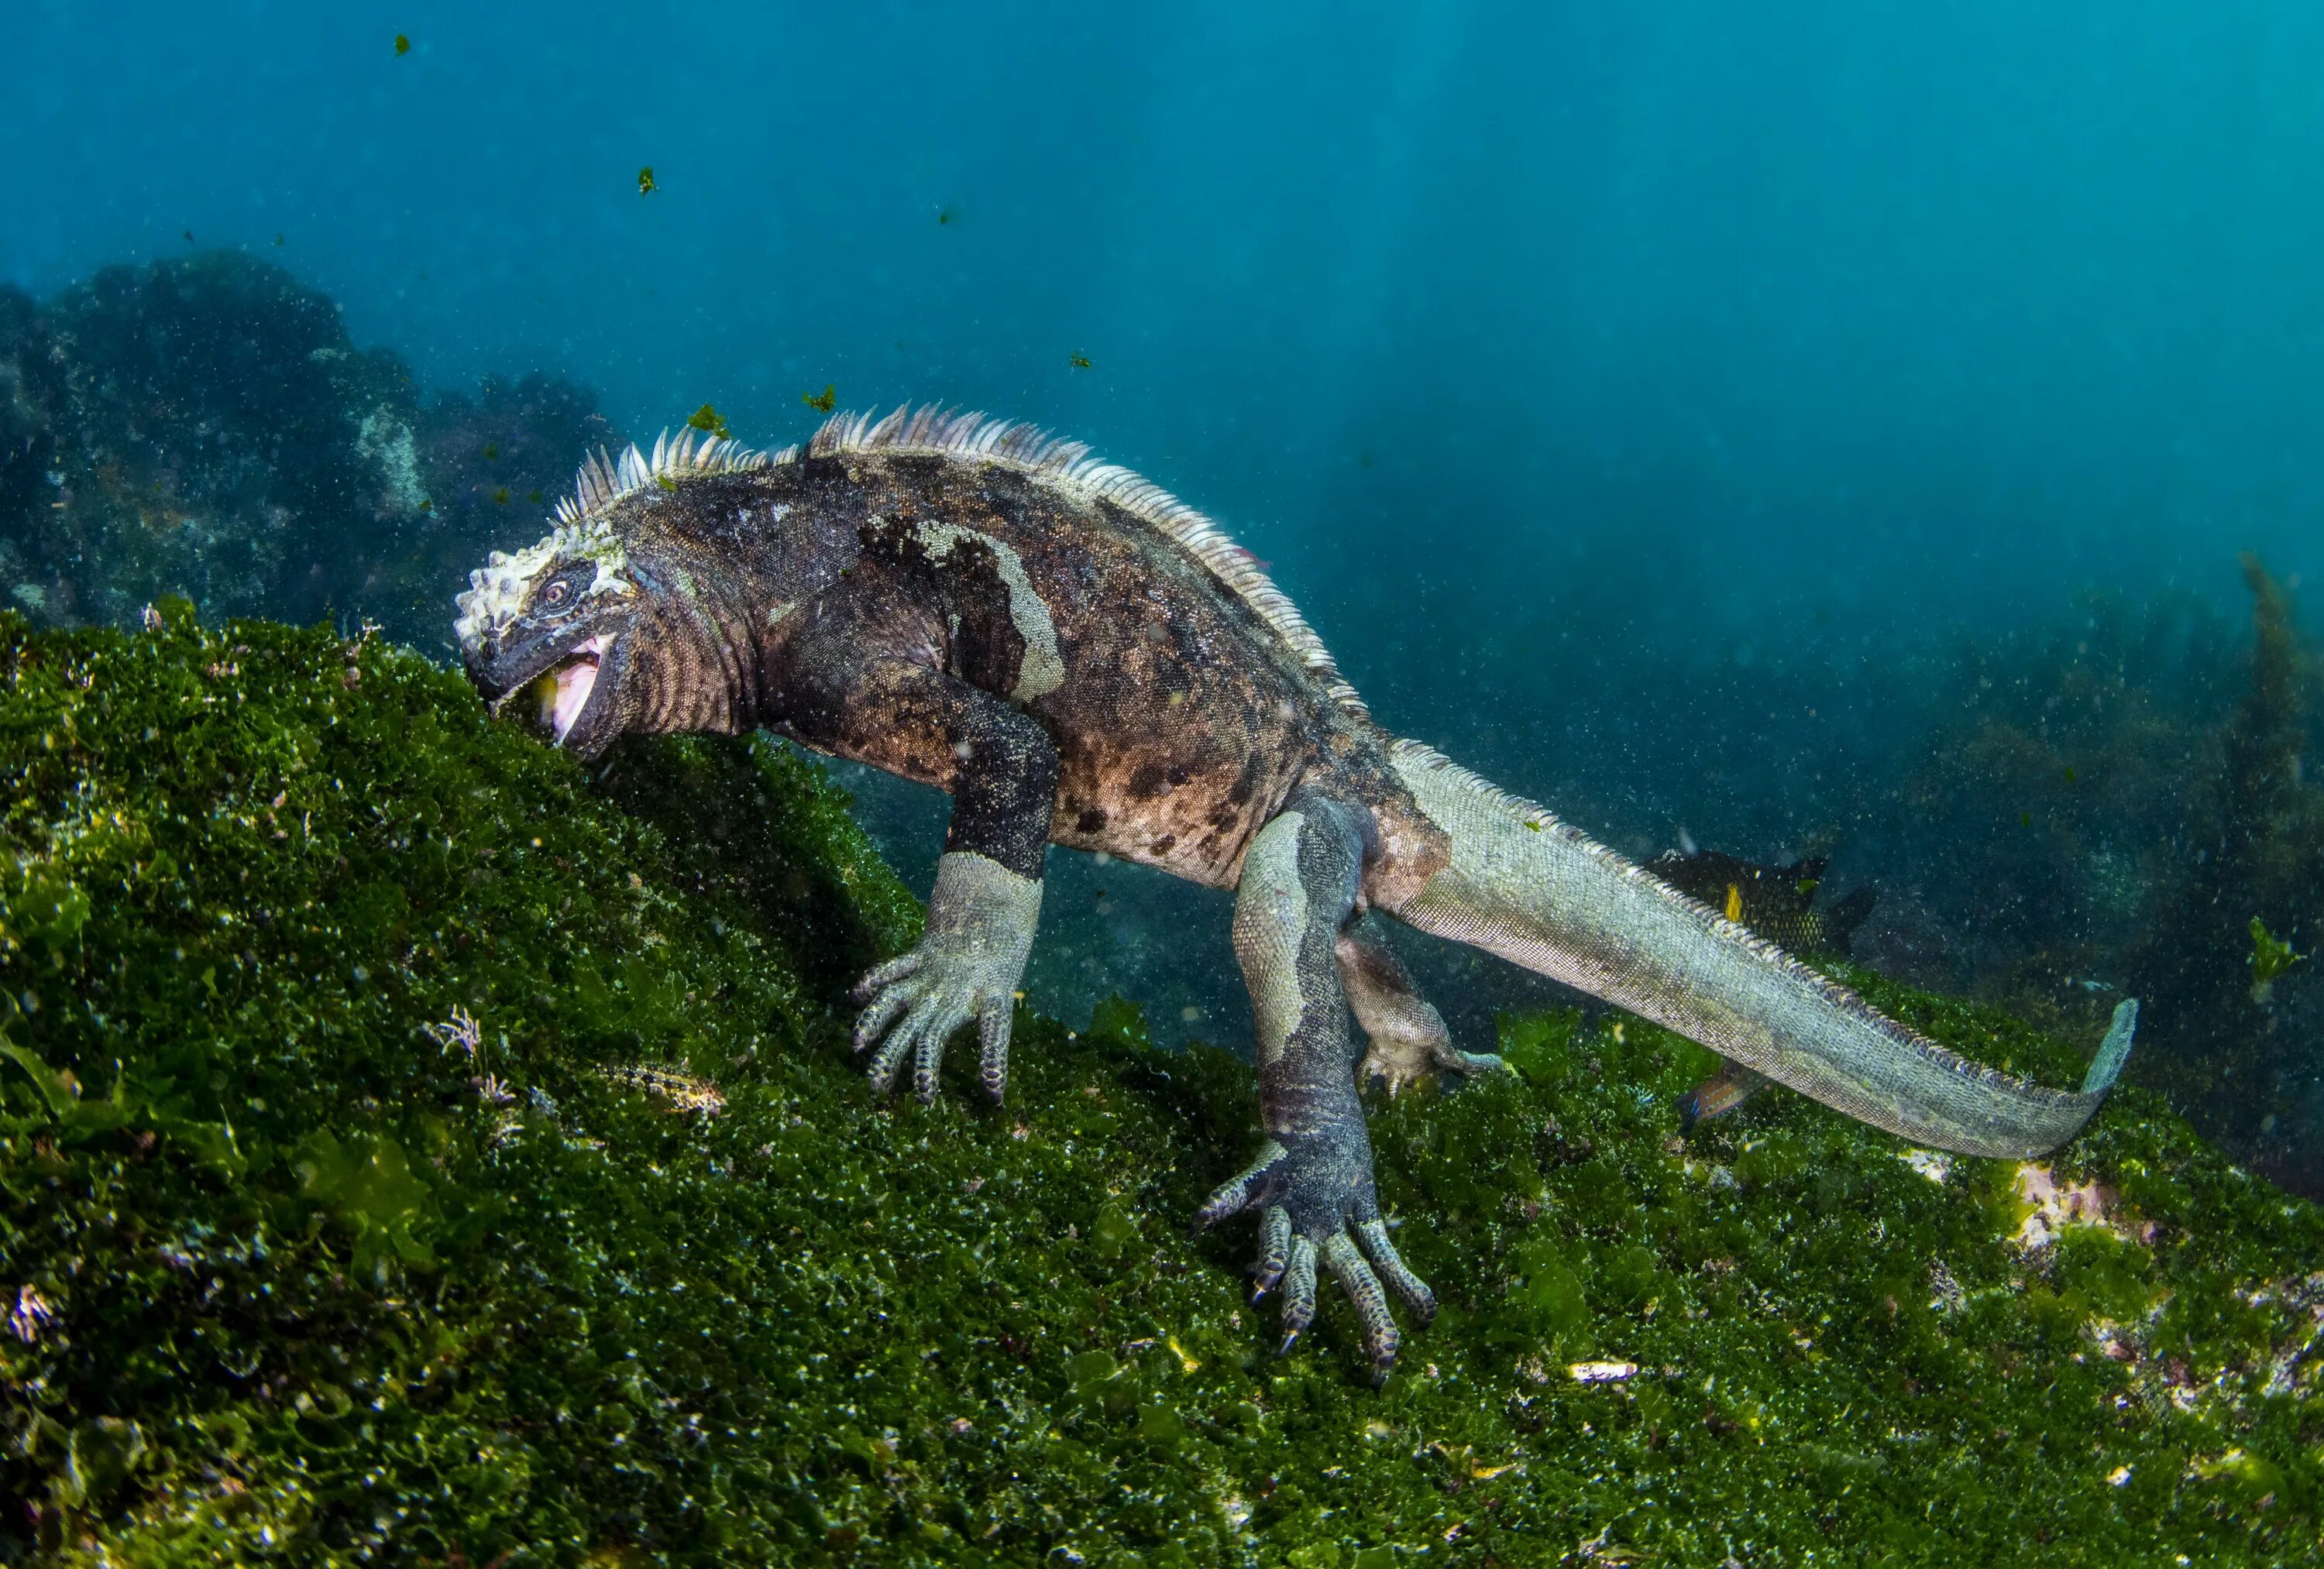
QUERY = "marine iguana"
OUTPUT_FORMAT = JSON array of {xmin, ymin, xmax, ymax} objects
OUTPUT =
[{"xmin": 453, "ymin": 407, "xmax": 2136, "ymax": 1380}]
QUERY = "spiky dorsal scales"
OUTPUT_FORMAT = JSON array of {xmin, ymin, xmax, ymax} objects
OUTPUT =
[
  {"xmin": 804, "ymin": 404, "xmax": 1370, "ymax": 720},
  {"xmin": 553, "ymin": 427, "xmax": 774, "ymax": 527}
]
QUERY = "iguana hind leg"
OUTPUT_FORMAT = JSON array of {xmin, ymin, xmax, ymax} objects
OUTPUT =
[
  {"xmin": 1335, "ymin": 921, "xmax": 1506, "ymax": 1095},
  {"xmin": 1194, "ymin": 788, "xmax": 1432, "ymax": 1382}
]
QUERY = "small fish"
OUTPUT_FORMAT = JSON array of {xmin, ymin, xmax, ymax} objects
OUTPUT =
[
  {"xmin": 1679, "ymin": 1061, "xmax": 1769, "ymax": 1128},
  {"xmin": 1650, "ymin": 848, "xmax": 1876, "ymax": 1129},
  {"xmin": 638, "ymin": 167, "xmax": 656, "ymax": 196},
  {"xmin": 394, "ymin": 33, "xmax": 410, "ymax": 56},
  {"xmin": 1647, "ymin": 850, "xmax": 1871, "ymax": 960},
  {"xmin": 802, "ymin": 384, "xmax": 837, "ymax": 414},
  {"xmin": 687, "ymin": 403, "xmax": 731, "ymax": 440},
  {"xmin": 1070, "ymin": 352, "xmax": 1092, "ymax": 369}
]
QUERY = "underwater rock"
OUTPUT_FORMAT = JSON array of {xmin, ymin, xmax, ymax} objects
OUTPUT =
[
  {"xmin": 1, "ymin": 609, "xmax": 2319, "ymax": 1564},
  {"xmin": 1898, "ymin": 573, "xmax": 2324, "ymax": 1200},
  {"xmin": 0, "ymin": 252, "xmax": 620, "ymax": 649}
]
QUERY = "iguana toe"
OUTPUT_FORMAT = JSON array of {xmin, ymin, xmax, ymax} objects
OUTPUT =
[
  {"xmin": 848, "ymin": 853, "xmax": 1040, "ymax": 1103},
  {"xmin": 1198, "ymin": 1135, "xmax": 1432, "ymax": 1376}
]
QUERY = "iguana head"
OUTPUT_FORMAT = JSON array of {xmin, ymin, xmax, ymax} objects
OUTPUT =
[{"xmin": 453, "ymin": 430, "xmax": 772, "ymax": 759}]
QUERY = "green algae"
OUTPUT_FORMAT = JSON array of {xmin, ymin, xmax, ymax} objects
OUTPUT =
[{"xmin": 0, "ymin": 613, "xmax": 2320, "ymax": 1564}]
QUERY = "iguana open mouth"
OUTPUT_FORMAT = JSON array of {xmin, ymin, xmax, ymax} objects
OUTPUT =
[{"xmin": 507, "ymin": 636, "xmax": 603, "ymax": 746}]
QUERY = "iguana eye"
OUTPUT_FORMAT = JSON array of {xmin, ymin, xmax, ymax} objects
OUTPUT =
[{"xmin": 536, "ymin": 565, "xmax": 592, "ymax": 613}]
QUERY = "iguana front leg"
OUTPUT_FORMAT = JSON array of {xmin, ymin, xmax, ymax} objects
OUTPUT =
[
  {"xmin": 1336, "ymin": 922, "xmax": 1506, "ymax": 1095},
  {"xmin": 772, "ymin": 619, "xmax": 1057, "ymax": 1103},
  {"xmin": 1195, "ymin": 789, "xmax": 1432, "ymax": 1382}
]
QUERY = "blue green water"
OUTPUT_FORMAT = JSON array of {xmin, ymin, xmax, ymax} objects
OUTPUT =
[{"xmin": 14, "ymin": 3, "xmax": 2322, "ymax": 617}]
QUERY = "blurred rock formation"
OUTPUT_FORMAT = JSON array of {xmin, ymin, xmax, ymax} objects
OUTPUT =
[{"xmin": 0, "ymin": 252, "xmax": 617, "ymax": 647}]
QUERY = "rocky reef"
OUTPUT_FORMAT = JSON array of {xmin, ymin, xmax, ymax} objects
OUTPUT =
[
  {"xmin": 2, "ymin": 609, "xmax": 2319, "ymax": 1564},
  {"xmin": 1895, "ymin": 565, "xmax": 2324, "ymax": 1196},
  {"xmin": 0, "ymin": 252, "xmax": 615, "ymax": 648}
]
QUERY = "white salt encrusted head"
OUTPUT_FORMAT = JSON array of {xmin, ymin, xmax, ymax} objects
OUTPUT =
[{"xmin": 452, "ymin": 427, "xmax": 770, "ymax": 654}]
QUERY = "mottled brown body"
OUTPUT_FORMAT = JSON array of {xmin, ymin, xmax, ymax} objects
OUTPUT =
[{"xmin": 674, "ymin": 450, "xmax": 1451, "ymax": 899}]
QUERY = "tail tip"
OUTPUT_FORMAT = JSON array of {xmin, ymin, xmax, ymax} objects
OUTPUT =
[{"xmin": 2080, "ymin": 997, "xmax": 2137, "ymax": 1097}]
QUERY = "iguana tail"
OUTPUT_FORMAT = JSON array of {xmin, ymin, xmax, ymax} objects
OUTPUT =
[{"xmin": 1379, "ymin": 740, "xmax": 2133, "ymax": 1159}]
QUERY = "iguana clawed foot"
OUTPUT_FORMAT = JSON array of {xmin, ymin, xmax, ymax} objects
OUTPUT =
[
  {"xmin": 852, "ymin": 851, "xmax": 1042, "ymax": 1103},
  {"xmin": 1195, "ymin": 1134, "xmax": 1435, "ymax": 1385},
  {"xmin": 1336, "ymin": 927, "xmax": 1506, "ymax": 1096}
]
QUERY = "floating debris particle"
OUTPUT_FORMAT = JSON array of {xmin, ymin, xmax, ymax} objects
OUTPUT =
[
  {"xmin": 802, "ymin": 383, "xmax": 836, "ymax": 413},
  {"xmin": 1070, "ymin": 353, "xmax": 1092, "ymax": 369},
  {"xmin": 937, "ymin": 207, "xmax": 954, "ymax": 225},
  {"xmin": 638, "ymin": 167, "xmax": 655, "ymax": 195},
  {"xmin": 687, "ymin": 403, "xmax": 731, "ymax": 440},
  {"xmin": 2248, "ymin": 915, "xmax": 2305, "ymax": 1004},
  {"xmin": 394, "ymin": 33, "xmax": 410, "ymax": 56}
]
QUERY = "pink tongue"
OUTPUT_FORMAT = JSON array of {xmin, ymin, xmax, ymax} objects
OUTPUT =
[{"xmin": 550, "ymin": 640, "xmax": 602, "ymax": 742}]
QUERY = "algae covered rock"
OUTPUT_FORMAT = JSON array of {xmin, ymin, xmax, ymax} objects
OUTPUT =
[{"xmin": 0, "ymin": 610, "xmax": 2320, "ymax": 1564}]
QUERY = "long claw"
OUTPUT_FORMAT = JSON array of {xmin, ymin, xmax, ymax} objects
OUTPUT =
[
  {"xmin": 851, "ymin": 950, "xmax": 922, "ymax": 1003},
  {"xmin": 864, "ymin": 1019, "xmax": 914, "ymax": 1092},
  {"xmin": 1252, "ymin": 1206, "xmax": 1292, "ymax": 1298},
  {"xmin": 1357, "ymin": 1218, "xmax": 1435, "ymax": 1324},
  {"xmin": 1195, "ymin": 1141, "xmax": 1286, "ymax": 1231},
  {"xmin": 1322, "ymin": 1231, "xmax": 1401, "ymax": 1376},
  {"xmin": 1278, "ymin": 1236, "xmax": 1319, "ymax": 1346},
  {"xmin": 851, "ymin": 984, "xmax": 914, "ymax": 1056},
  {"xmin": 910, "ymin": 997, "xmax": 973, "ymax": 1102},
  {"xmin": 977, "ymin": 997, "xmax": 1012, "ymax": 1104}
]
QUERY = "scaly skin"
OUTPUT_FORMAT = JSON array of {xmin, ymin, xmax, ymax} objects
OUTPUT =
[{"xmin": 454, "ymin": 407, "xmax": 2133, "ymax": 1378}]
